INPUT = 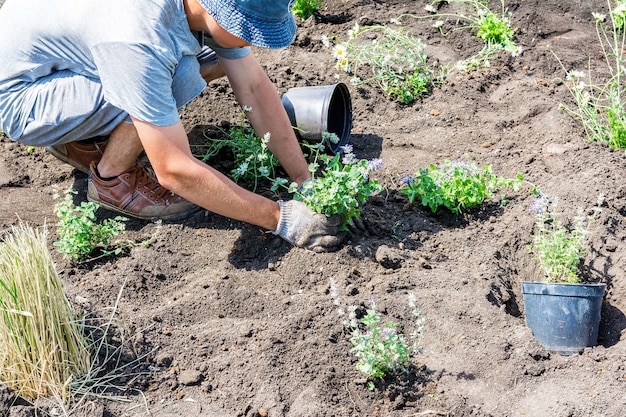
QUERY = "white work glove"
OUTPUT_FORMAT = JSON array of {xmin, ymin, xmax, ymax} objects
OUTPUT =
[{"xmin": 272, "ymin": 200, "xmax": 344, "ymax": 252}]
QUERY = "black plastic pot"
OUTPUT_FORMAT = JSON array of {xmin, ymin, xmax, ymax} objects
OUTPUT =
[
  {"xmin": 281, "ymin": 83, "xmax": 353, "ymax": 154},
  {"xmin": 521, "ymin": 281, "xmax": 605, "ymax": 355}
]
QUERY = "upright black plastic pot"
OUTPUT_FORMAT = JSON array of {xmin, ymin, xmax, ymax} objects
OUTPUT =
[
  {"xmin": 281, "ymin": 83, "xmax": 353, "ymax": 154},
  {"xmin": 521, "ymin": 281, "xmax": 605, "ymax": 355}
]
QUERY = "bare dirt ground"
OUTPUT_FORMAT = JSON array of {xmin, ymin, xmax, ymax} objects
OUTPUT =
[{"xmin": 2, "ymin": 1, "xmax": 626, "ymax": 416}]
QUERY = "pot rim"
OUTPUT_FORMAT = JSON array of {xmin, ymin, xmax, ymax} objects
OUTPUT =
[{"xmin": 521, "ymin": 281, "xmax": 606, "ymax": 297}]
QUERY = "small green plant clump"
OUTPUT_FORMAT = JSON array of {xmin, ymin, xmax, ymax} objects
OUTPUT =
[
  {"xmin": 325, "ymin": 23, "xmax": 437, "ymax": 104},
  {"xmin": 272, "ymin": 138, "xmax": 383, "ymax": 229},
  {"xmin": 425, "ymin": 0, "xmax": 517, "ymax": 47},
  {"xmin": 195, "ymin": 122, "xmax": 281, "ymax": 190},
  {"xmin": 424, "ymin": 0, "xmax": 521, "ymax": 71},
  {"xmin": 611, "ymin": 0, "xmax": 626, "ymax": 29},
  {"xmin": 292, "ymin": 0, "xmax": 323, "ymax": 21},
  {"xmin": 528, "ymin": 189, "xmax": 603, "ymax": 283},
  {"xmin": 330, "ymin": 279, "xmax": 425, "ymax": 389},
  {"xmin": 0, "ymin": 223, "xmax": 91, "ymax": 399},
  {"xmin": 54, "ymin": 189, "xmax": 128, "ymax": 263},
  {"xmin": 472, "ymin": 2, "xmax": 516, "ymax": 48},
  {"xmin": 556, "ymin": 3, "xmax": 626, "ymax": 149},
  {"xmin": 400, "ymin": 159, "xmax": 523, "ymax": 214}
]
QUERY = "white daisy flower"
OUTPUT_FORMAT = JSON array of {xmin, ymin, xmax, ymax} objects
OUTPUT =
[
  {"xmin": 566, "ymin": 70, "xmax": 585, "ymax": 81},
  {"xmin": 332, "ymin": 44, "xmax": 347, "ymax": 60},
  {"xmin": 320, "ymin": 35, "xmax": 330, "ymax": 48},
  {"xmin": 433, "ymin": 20, "xmax": 444, "ymax": 29},
  {"xmin": 592, "ymin": 12, "xmax": 606, "ymax": 22},
  {"xmin": 336, "ymin": 58, "xmax": 350, "ymax": 73}
]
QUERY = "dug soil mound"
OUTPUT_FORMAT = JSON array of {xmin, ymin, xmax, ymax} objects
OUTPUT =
[{"xmin": 1, "ymin": 1, "xmax": 626, "ymax": 416}]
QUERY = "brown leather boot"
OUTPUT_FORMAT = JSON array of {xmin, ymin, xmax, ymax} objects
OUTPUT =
[
  {"xmin": 87, "ymin": 161, "xmax": 200, "ymax": 220},
  {"xmin": 46, "ymin": 138, "xmax": 108, "ymax": 174}
]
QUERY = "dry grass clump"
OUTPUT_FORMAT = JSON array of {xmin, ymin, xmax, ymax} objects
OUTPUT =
[{"xmin": 0, "ymin": 223, "xmax": 91, "ymax": 400}]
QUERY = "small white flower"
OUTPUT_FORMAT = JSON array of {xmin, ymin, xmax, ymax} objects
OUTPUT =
[
  {"xmin": 259, "ymin": 166, "xmax": 270, "ymax": 177},
  {"xmin": 242, "ymin": 104, "xmax": 252, "ymax": 112},
  {"xmin": 320, "ymin": 35, "xmax": 330, "ymax": 48},
  {"xmin": 235, "ymin": 162, "xmax": 249, "ymax": 176},
  {"xmin": 389, "ymin": 18, "xmax": 400, "ymax": 25},
  {"xmin": 511, "ymin": 45, "xmax": 523, "ymax": 57},
  {"xmin": 336, "ymin": 58, "xmax": 350, "ymax": 72},
  {"xmin": 424, "ymin": 4, "xmax": 436, "ymax": 13},
  {"xmin": 332, "ymin": 44, "xmax": 347, "ymax": 59},
  {"xmin": 433, "ymin": 20, "xmax": 444, "ymax": 29},
  {"xmin": 348, "ymin": 23, "xmax": 360, "ymax": 39},
  {"xmin": 613, "ymin": 4, "xmax": 626, "ymax": 17},
  {"xmin": 566, "ymin": 70, "xmax": 585, "ymax": 82},
  {"xmin": 592, "ymin": 12, "xmax": 606, "ymax": 22},
  {"xmin": 349, "ymin": 76, "xmax": 360, "ymax": 85},
  {"xmin": 581, "ymin": 90, "xmax": 591, "ymax": 105}
]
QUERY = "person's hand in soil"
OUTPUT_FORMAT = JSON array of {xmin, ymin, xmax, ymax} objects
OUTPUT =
[{"xmin": 273, "ymin": 200, "xmax": 344, "ymax": 252}]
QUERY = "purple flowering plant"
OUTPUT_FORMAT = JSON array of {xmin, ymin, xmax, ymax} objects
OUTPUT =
[
  {"xmin": 400, "ymin": 159, "xmax": 523, "ymax": 214},
  {"xmin": 273, "ymin": 135, "xmax": 383, "ymax": 230},
  {"xmin": 329, "ymin": 278, "xmax": 425, "ymax": 390},
  {"xmin": 528, "ymin": 188, "xmax": 603, "ymax": 283}
]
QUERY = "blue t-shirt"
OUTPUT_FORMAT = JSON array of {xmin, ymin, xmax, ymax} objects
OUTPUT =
[{"xmin": 0, "ymin": 0, "xmax": 246, "ymax": 139}]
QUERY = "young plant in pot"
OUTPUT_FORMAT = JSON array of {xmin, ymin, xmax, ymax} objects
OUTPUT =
[{"xmin": 522, "ymin": 189, "xmax": 605, "ymax": 355}]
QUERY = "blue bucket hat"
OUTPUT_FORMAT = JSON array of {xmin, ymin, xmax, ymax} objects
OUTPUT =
[{"xmin": 197, "ymin": 0, "xmax": 297, "ymax": 49}]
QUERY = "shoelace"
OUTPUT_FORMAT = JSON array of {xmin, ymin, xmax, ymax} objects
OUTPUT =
[{"xmin": 127, "ymin": 165, "xmax": 171, "ymax": 200}]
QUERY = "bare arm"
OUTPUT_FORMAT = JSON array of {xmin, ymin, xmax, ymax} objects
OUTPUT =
[
  {"xmin": 131, "ymin": 117, "xmax": 281, "ymax": 231},
  {"xmin": 219, "ymin": 52, "xmax": 311, "ymax": 185}
]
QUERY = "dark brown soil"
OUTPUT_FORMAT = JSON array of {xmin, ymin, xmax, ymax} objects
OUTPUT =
[{"xmin": 2, "ymin": 1, "xmax": 626, "ymax": 416}]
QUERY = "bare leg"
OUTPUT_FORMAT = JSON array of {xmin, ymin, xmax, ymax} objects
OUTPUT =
[
  {"xmin": 96, "ymin": 121, "xmax": 143, "ymax": 178},
  {"xmin": 201, "ymin": 62, "xmax": 225, "ymax": 83}
]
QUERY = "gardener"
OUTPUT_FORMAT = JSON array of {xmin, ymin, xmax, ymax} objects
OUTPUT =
[{"xmin": 0, "ymin": 0, "xmax": 343, "ymax": 252}]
